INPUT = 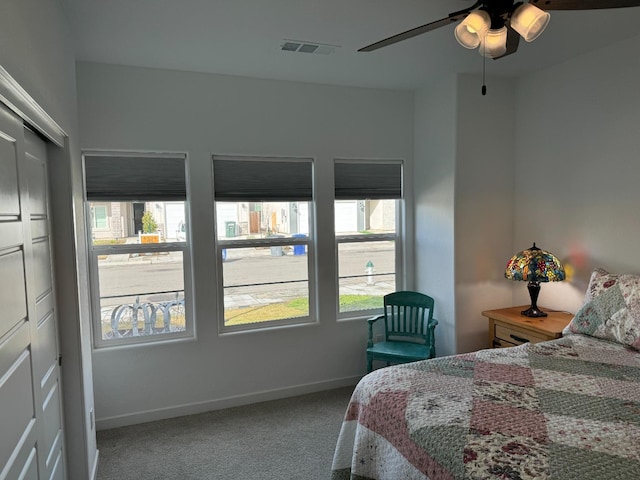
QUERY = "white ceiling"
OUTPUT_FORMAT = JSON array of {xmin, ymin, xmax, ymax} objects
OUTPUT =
[{"xmin": 59, "ymin": 0, "xmax": 640, "ymax": 91}]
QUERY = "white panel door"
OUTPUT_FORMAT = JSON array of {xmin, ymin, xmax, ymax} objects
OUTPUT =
[{"xmin": 0, "ymin": 106, "xmax": 66, "ymax": 479}]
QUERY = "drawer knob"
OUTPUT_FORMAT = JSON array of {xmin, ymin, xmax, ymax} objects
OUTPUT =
[{"xmin": 510, "ymin": 334, "xmax": 529, "ymax": 343}]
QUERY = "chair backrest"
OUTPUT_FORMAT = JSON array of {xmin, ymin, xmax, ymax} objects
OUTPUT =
[{"xmin": 383, "ymin": 291, "xmax": 435, "ymax": 343}]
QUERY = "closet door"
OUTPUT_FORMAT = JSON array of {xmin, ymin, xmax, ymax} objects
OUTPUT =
[{"xmin": 0, "ymin": 105, "xmax": 65, "ymax": 479}]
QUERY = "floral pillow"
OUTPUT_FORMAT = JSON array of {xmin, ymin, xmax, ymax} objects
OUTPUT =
[{"xmin": 564, "ymin": 268, "xmax": 640, "ymax": 350}]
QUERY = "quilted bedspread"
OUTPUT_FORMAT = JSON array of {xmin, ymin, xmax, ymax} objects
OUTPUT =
[{"xmin": 331, "ymin": 334, "xmax": 640, "ymax": 479}]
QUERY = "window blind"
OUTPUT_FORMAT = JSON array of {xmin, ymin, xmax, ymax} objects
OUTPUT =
[
  {"xmin": 84, "ymin": 155, "xmax": 186, "ymax": 201},
  {"xmin": 213, "ymin": 156, "xmax": 313, "ymax": 201},
  {"xmin": 334, "ymin": 161, "xmax": 402, "ymax": 200}
]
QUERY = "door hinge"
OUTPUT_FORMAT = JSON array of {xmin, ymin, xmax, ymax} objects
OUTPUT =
[{"xmin": 58, "ymin": 355, "xmax": 62, "ymax": 367}]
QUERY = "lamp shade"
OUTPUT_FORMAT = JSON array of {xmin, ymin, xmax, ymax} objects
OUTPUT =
[
  {"xmin": 478, "ymin": 27, "xmax": 508, "ymax": 58},
  {"xmin": 510, "ymin": 3, "xmax": 551, "ymax": 42},
  {"xmin": 454, "ymin": 10, "xmax": 491, "ymax": 49},
  {"xmin": 505, "ymin": 243, "xmax": 565, "ymax": 282}
]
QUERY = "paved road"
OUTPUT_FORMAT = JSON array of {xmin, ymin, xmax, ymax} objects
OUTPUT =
[{"xmin": 97, "ymin": 244, "xmax": 395, "ymax": 307}]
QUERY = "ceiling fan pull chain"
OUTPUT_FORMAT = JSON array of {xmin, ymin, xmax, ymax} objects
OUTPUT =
[{"xmin": 482, "ymin": 36, "xmax": 487, "ymax": 96}]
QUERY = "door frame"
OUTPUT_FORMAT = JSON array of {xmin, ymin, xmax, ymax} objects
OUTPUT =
[{"xmin": 0, "ymin": 65, "xmax": 98, "ymax": 479}]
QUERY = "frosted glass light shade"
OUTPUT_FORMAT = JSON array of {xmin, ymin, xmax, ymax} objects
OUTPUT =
[
  {"xmin": 454, "ymin": 10, "xmax": 491, "ymax": 49},
  {"xmin": 511, "ymin": 3, "xmax": 550, "ymax": 42},
  {"xmin": 478, "ymin": 27, "xmax": 507, "ymax": 58}
]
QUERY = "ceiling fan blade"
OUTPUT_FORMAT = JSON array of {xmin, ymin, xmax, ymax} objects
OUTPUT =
[
  {"xmin": 531, "ymin": 0, "xmax": 640, "ymax": 10},
  {"xmin": 359, "ymin": 16, "xmax": 464, "ymax": 52},
  {"xmin": 359, "ymin": 1, "xmax": 483, "ymax": 52},
  {"xmin": 493, "ymin": 24, "xmax": 520, "ymax": 60}
]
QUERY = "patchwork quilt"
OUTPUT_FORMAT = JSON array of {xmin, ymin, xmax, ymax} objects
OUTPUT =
[{"xmin": 331, "ymin": 334, "xmax": 640, "ymax": 479}]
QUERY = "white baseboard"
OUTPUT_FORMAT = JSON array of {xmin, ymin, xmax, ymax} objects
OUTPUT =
[{"xmin": 95, "ymin": 375, "xmax": 361, "ymax": 431}]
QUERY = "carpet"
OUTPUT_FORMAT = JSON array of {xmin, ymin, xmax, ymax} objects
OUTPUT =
[{"xmin": 96, "ymin": 386, "xmax": 354, "ymax": 480}]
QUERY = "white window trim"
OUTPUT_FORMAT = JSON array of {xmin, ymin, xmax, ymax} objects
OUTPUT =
[
  {"xmin": 215, "ymin": 218, "xmax": 316, "ymax": 334},
  {"xmin": 83, "ymin": 150, "xmax": 193, "ymax": 349},
  {"xmin": 89, "ymin": 240, "xmax": 194, "ymax": 348},
  {"xmin": 335, "ymin": 200, "xmax": 404, "ymax": 321}
]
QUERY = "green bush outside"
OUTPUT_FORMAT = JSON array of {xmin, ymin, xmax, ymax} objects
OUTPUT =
[{"xmin": 142, "ymin": 211, "xmax": 157, "ymax": 233}]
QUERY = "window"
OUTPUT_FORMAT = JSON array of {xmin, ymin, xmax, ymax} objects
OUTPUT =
[
  {"xmin": 84, "ymin": 152, "xmax": 192, "ymax": 347},
  {"xmin": 213, "ymin": 155, "xmax": 314, "ymax": 332},
  {"xmin": 91, "ymin": 204, "xmax": 109, "ymax": 230},
  {"xmin": 334, "ymin": 160, "xmax": 403, "ymax": 318}
]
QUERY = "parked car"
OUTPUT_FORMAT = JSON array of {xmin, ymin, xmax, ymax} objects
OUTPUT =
[{"xmin": 176, "ymin": 221, "xmax": 186, "ymax": 241}]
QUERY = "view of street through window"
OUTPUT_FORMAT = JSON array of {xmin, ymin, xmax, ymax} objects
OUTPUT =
[{"xmin": 97, "ymin": 238, "xmax": 394, "ymax": 332}]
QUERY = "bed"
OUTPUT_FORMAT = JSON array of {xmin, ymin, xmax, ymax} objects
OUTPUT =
[{"xmin": 331, "ymin": 269, "xmax": 640, "ymax": 479}]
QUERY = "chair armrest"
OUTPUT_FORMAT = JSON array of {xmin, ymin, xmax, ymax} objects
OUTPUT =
[
  {"xmin": 429, "ymin": 318, "xmax": 438, "ymax": 328},
  {"xmin": 367, "ymin": 314, "xmax": 384, "ymax": 347}
]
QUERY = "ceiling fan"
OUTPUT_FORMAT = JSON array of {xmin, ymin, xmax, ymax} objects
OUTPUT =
[{"xmin": 359, "ymin": 0, "xmax": 640, "ymax": 59}]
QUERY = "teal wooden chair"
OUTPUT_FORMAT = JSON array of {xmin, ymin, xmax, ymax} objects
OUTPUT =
[{"xmin": 367, "ymin": 291, "xmax": 438, "ymax": 373}]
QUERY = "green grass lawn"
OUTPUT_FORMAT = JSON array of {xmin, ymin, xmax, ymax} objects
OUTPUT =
[
  {"xmin": 93, "ymin": 238, "xmax": 127, "ymax": 246},
  {"xmin": 225, "ymin": 294, "xmax": 382, "ymax": 325}
]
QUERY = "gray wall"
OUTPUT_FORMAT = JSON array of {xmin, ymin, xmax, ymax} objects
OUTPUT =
[
  {"xmin": 75, "ymin": 62, "xmax": 415, "ymax": 427},
  {"xmin": 1, "ymin": 0, "xmax": 98, "ymax": 478}
]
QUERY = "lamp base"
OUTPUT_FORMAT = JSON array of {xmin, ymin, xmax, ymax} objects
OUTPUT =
[
  {"xmin": 522, "ymin": 281, "xmax": 547, "ymax": 317},
  {"xmin": 521, "ymin": 306, "xmax": 547, "ymax": 318}
]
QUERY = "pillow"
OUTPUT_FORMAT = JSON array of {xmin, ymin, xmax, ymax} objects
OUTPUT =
[{"xmin": 564, "ymin": 268, "xmax": 640, "ymax": 350}]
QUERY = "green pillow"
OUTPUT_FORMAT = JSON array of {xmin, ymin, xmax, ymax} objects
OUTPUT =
[{"xmin": 565, "ymin": 269, "xmax": 640, "ymax": 350}]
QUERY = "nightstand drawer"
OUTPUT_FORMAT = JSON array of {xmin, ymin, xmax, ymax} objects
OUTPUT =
[
  {"xmin": 495, "ymin": 323, "xmax": 548, "ymax": 345},
  {"xmin": 492, "ymin": 337, "xmax": 518, "ymax": 348}
]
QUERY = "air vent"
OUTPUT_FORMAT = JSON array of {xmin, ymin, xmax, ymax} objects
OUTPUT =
[
  {"xmin": 298, "ymin": 44, "xmax": 318, "ymax": 54},
  {"xmin": 280, "ymin": 39, "xmax": 338, "ymax": 55},
  {"xmin": 281, "ymin": 42, "xmax": 301, "ymax": 52}
]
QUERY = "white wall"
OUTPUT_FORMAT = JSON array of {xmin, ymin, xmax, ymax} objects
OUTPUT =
[
  {"xmin": 415, "ymin": 34, "xmax": 640, "ymax": 357},
  {"xmin": 414, "ymin": 74, "xmax": 515, "ymax": 356},
  {"xmin": 513, "ymin": 33, "xmax": 640, "ymax": 313},
  {"xmin": 1, "ymin": 1, "xmax": 98, "ymax": 478},
  {"xmin": 413, "ymin": 76, "xmax": 458, "ymax": 357},
  {"xmin": 75, "ymin": 62, "xmax": 414, "ymax": 426},
  {"xmin": 454, "ymin": 75, "xmax": 515, "ymax": 354}
]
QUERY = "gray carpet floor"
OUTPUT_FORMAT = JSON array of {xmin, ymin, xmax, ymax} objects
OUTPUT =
[{"xmin": 96, "ymin": 386, "xmax": 354, "ymax": 480}]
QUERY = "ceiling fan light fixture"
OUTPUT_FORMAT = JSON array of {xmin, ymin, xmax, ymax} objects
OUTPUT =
[
  {"xmin": 510, "ymin": 3, "xmax": 551, "ymax": 42},
  {"xmin": 454, "ymin": 10, "xmax": 491, "ymax": 49},
  {"xmin": 479, "ymin": 26, "xmax": 508, "ymax": 58}
]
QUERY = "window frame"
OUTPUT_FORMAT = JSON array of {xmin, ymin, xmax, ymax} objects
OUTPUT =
[
  {"xmin": 334, "ymin": 159, "xmax": 404, "ymax": 321},
  {"xmin": 212, "ymin": 155, "xmax": 316, "ymax": 334},
  {"xmin": 215, "ymin": 230, "xmax": 316, "ymax": 334},
  {"xmin": 335, "ymin": 205, "xmax": 403, "ymax": 320},
  {"xmin": 83, "ymin": 151, "xmax": 193, "ymax": 349}
]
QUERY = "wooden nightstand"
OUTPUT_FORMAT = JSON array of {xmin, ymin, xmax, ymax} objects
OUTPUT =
[{"xmin": 482, "ymin": 306, "xmax": 574, "ymax": 349}]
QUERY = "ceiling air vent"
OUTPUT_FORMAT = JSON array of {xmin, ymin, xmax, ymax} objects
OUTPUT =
[{"xmin": 280, "ymin": 40, "xmax": 337, "ymax": 55}]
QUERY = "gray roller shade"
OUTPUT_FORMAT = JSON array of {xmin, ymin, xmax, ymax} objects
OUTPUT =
[
  {"xmin": 213, "ymin": 156, "xmax": 313, "ymax": 201},
  {"xmin": 334, "ymin": 161, "xmax": 402, "ymax": 200},
  {"xmin": 85, "ymin": 155, "xmax": 186, "ymax": 201}
]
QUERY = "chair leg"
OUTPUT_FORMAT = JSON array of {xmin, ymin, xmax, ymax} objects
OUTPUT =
[{"xmin": 367, "ymin": 354, "xmax": 373, "ymax": 373}]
